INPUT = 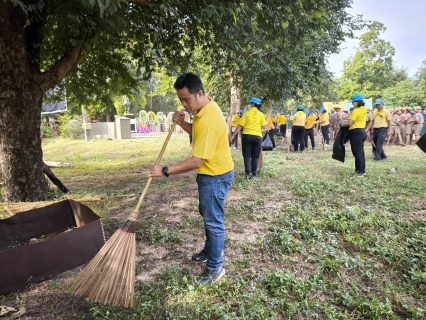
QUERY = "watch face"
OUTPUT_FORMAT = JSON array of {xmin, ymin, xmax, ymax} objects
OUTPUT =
[{"xmin": 162, "ymin": 167, "xmax": 168, "ymax": 176}]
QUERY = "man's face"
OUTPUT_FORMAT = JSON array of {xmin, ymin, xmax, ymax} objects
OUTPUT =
[
  {"xmin": 376, "ymin": 104, "xmax": 384, "ymax": 111},
  {"xmin": 176, "ymin": 87, "xmax": 203, "ymax": 113}
]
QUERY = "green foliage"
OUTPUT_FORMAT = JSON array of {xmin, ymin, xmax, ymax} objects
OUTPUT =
[
  {"xmin": 57, "ymin": 113, "xmax": 83, "ymax": 139},
  {"xmin": 415, "ymin": 60, "xmax": 426, "ymax": 104},
  {"xmin": 11, "ymin": 0, "xmax": 360, "ymax": 115},
  {"xmin": 40, "ymin": 122, "xmax": 55, "ymax": 138},
  {"xmin": 382, "ymin": 79, "xmax": 423, "ymax": 107},
  {"xmin": 338, "ymin": 21, "xmax": 396, "ymax": 100},
  {"xmin": 30, "ymin": 137, "xmax": 426, "ymax": 319}
]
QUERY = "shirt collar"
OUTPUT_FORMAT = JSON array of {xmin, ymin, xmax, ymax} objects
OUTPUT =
[{"xmin": 195, "ymin": 99, "xmax": 213, "ymax": 118}]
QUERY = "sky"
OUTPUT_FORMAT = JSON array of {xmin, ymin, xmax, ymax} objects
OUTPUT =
[{"xmin": 328, "ymin": 0, "xmax": 426, "ymax": 78}]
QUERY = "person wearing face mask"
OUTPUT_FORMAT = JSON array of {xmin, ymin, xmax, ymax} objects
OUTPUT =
[{"xmin": 365, "ymin": 99, "xmax": 391, "ymax": 162}]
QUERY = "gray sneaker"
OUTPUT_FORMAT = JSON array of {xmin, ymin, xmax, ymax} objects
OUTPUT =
[
  {"xmin": 197, "ymin": 267, "xmax": 225, "ymax": 286},
  {"xmin": 192, "ymin": 249, "xmax": 208, "ymax": 263}
]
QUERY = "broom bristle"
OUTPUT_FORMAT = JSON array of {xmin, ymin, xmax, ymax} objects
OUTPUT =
[{"xmin": 70, "ymin": 226, "xmax": 136, "ymax": 308}]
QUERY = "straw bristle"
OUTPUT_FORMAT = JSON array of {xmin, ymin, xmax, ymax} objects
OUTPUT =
[{"xmin": 70, "ymin": 225, "xmax": 136, "ymax": 308}]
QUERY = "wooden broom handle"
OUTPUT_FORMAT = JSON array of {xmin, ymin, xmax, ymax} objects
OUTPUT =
[{"xmin": 128, "ymin": 122, "xmax": 178, "ymax": 219}]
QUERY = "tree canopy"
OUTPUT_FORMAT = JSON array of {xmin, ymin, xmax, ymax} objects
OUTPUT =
[
  {"xmin": 338, "ymin": 21, "xmax": 396, "ymax": 101},
  {"xmin": 1, "ymin": 0, "xmax": 358, "ymax": 201}
]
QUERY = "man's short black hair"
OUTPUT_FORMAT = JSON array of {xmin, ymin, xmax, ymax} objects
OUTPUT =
[{"xmin": 174, "ymin": 73, "xmax": 205, "ymax": 95}]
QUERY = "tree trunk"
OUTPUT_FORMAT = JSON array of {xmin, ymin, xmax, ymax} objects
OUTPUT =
[
  {"xmin": 0, "ymin": 2, "xmax": 48, "ymax": 201},
  {"xmin": 227, "ymin": 79, "xmax": 242, "ymax": 127}
]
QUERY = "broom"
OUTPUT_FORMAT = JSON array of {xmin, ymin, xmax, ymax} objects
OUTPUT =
[{"xmin": 70, "ymin": 122, "xmax": 177, "ymax": 308}]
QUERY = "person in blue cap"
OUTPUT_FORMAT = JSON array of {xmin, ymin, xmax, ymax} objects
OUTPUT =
[
  {"xmin": 319, "ymin": 106, "xmax": 330, "ymax": 145},
  {"xmin": 229, "ymin": 97, "xmax": 267, "ymax": 178},
  {"xmin": 304, "ymin": 109, "xmax": 319, "ymax": 150},
  {"xmin": 290, "ymin": 105, "xmax": 307, "ymax": 152},
  {"xmin": 340, "ymin": 94, "xmax": 367, "ymax": 177},
  {"xmin": 230, "ymin": 109, "xmax": 244, "ymax": 149},
  {"xmin": 365, "ymin": 99, "xmax": 391, "ymax": 162},
  {"xmin": 278, "ymin": 111, "xmax": 287, "ymax": 139}
]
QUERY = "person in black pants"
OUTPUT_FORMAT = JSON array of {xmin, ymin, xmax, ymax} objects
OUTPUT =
[
  {"xmin": 340, "ymin": 94, "xmax": 367, "ymax": 177},
  {"xmin": 304, "ymin": 110, "xmax": 318, "ymax": 150},
  {"xmin": 319, "ymin": 106, "xmax": 330, "ymax": 145},
  {"xmin": 290, "ymin": 105, "xmax": 307, "ymax": 152},
  {"xmin": 278, "ymin": 111, "xmax": 287, "ymax": 139},
  {"xmin": 229, "ymin": 97, "xmax": 267, "ymax": 177}
]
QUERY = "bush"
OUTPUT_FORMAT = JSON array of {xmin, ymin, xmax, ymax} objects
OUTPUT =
[
  {"xmin": 58, "ymin": 114, "xmax": 84, "ymax": 139},
  {"xmin": 40, "ymin": 123, "xmax": 54, "ymax": 138}
]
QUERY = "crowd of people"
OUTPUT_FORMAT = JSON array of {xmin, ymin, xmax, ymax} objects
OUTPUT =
[
  {"xmin": 149, "ymin": 73, "xmax": 425, "ymax": 286},
  {"xmin": 228, "ymin": 95, "xmax": 426, "ymax": 178}
]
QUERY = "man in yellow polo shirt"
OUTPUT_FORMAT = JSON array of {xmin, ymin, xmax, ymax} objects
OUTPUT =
[
  {"xmin": 365, "ymin": 99, "xmax": 391, "ymax": 162},
  {"xmin": 149, "ymin": 73, "xmax": 234, "ymax": 285}
]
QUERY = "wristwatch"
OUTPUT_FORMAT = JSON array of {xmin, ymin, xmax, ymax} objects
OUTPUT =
[{"xmin": 161, "ymin": 166, "xmax": 169, "ymax": 177}]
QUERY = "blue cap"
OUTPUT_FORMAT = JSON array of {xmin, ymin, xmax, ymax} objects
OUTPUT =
[
  {"xmin": 320, "ymin": 106, "xmax": 326, "ymax": 113},
  {"xmin": 375, "ymin": 99, "xmax": 384, "ymax": 105},
  {"xmin": 246, "ymin": 97, "xmax": 261, "ymax": 105},
  {"xmin": 272, "ymin": 113, "xmax": 276, "ymax": 117},
  {"xmin": 297, "ymin": 104, "xmax": 304, "ymax": 110},
  {"xmin": 351, "ymin": 94, "xmax": 364, "ymax": 102},
  {"xmin": 275, "ymin": 110, "xmax": 278, "ymax": 113},
  {"xmin": 314, "ymin": 109, "xmax": 319, "ymax": 113},
  {"xmin": 239, "ymin": 109, "xmax": 245, "ymax": 114},
  {"xmin": 280, "ymin": 111, "xmax": 284, "ymax": 115},
  {"xmin": 304, "ymin": 110, "xmax": 310, "ymax": 115}
]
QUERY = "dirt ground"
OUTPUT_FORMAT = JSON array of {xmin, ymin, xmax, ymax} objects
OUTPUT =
[{"xmin": 0, "ymin": 169, "xmax": 276, "ymax": 320}]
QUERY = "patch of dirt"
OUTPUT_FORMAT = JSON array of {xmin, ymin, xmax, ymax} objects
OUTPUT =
[{"xmin": 390, "ymin": 210, "xmax": 426, "ymax": 222}]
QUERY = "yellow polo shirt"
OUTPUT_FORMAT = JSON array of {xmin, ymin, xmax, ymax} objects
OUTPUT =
[
  {"xmin": 266, "ymin": 115, "xmax": 275, "ymax": 130},
  {"xmin": 305, "ymin": 115, "xmax": 318, "ymax": 129},
  {"xmin": 278, "ymin": 115, "xmax": 287, "ymax": 125},
  {"xmin": 319, "ymin": 113, "xmax": 330, "ymax": 126},
  {"xmin": 348, "ymin": 106, "xmax": 367, "ymax": 130},
  {"xmin": 231, "ymin": 114, "xmax": 240, "ymax": 128},
  {"xmin": 238, "ymin": 107, "xmax": 267, "ymax": 137},
  {"xmin": 372, "ymin": 109, "xmax": 391, "ymax": 128},
  {"xmin": 290, "ymin": 111, "xmax": 306, "ymax": 126},
  {"xmin": 192, "ymin": 100, "xmax": 234, "ymax": 175},
  {"xmin": 271, "ymin": 115, "xmax": 277, "ymax": 123}
]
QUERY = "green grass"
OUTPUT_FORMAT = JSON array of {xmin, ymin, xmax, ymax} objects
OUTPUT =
[{"xmin": 1, "ymin": 136, "xmax": 425, "ymax": 319}]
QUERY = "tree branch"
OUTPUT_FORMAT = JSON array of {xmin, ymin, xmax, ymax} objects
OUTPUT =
[{"xmin": 39, "ymin": 47, "xmax": 85, "ymax": 92}]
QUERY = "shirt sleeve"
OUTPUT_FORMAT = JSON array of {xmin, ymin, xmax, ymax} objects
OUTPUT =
[
  {"xmin": 238, "ymin": 113, "xmax": 246, "ymax": 126},
  {"xmin": 348, "ymin": 109, "xmax": 358, "ymax": 122},
  {"xmin": 192, "ymin": 126, "xmax": 218, "ymax": 160},
  {"xmin": 386, "ymin": 110, "xmax": 392, "ymax": 121}
]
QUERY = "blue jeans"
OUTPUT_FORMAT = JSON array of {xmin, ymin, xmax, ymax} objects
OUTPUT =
[
  {"xmin": 197, "ymin": 170, "xmax": 234, "ymax": 270},
  {"xmin": 373, "ymin": 127, "xmax": 387, "ymax": 160}
]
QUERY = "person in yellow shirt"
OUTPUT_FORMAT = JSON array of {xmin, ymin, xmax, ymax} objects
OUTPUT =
[
  {"xmin": 365, "ymin": 99, "xmax": 391, "ymax": 162},
  {"xmin": 278, "ymin": 111, "xmax": 287, "ymax": 139},
  {"xmin": 230, "ymin": 110, "xmax": 244, "ymax": 149},
  {"xmin": 319, "ymin": 106, "xmax": 330, "ymax": 145},
  {"xmin": 304, "ymin": 110, "xmax": 319, "ymax": 150},
  {"xmin": 267, "ymin": 113, "xmax": 276, "ymax": 150},
  {"xmin": 149, "ymin": 73, "xmax": 234, "ymax": 285},
  {"xmin": 290, "ymin": 105, "xmax": 307, "ymax": 152},
  {"xmin": 340, "ymin": 94, "xmax": 367, "ymax": 177},
  {"xmin": 230, "ymin": 97, "xmax": 267, "ymax": 178}
]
